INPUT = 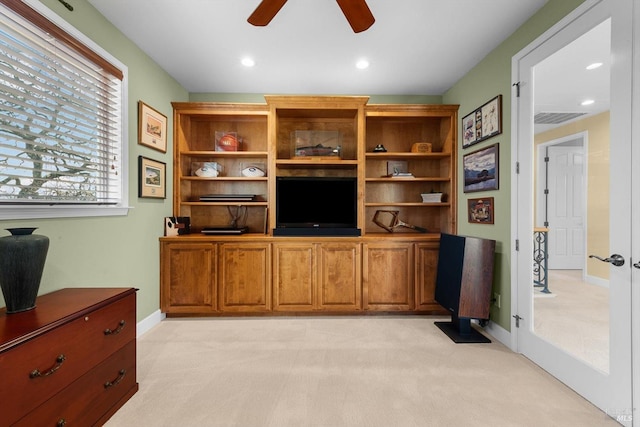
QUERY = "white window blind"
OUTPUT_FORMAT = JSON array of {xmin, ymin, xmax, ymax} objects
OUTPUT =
[{"xmin": 0, "ymin": 1, "xmax": 125, "ymax": 209}]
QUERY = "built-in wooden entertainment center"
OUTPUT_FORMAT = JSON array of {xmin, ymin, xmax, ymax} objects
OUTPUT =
[{"xmin": 160, "ymin": 96, "xmax": 458, "ymax": 315}]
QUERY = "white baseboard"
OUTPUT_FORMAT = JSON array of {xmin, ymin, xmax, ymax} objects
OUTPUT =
[
  {"xmin": 585, "ymin": 274, "xmax": 609, "ymax": 288},
  {"xmin": 136, "ymin": 309, "xmax": 165, "ymax": 338},
  {"xmin": 485, "ymin": 321, "xmax": 512, "ymax": 349}
]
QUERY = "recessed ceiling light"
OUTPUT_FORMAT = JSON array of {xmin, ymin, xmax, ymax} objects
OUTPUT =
[
  {"xmin": 356, "ymin": 59, "xmax": 369, "ymax": 69},
  {"xmin": 586, "ymin": 62, "xmax": 603, "ymax": 70},
  {"xmin": 241, "ymin": 57, "xmax": 255, "ymax": 67},
  {"xmin": 581, "ymin": 99, "xmax": 595, "ymax": 106}
]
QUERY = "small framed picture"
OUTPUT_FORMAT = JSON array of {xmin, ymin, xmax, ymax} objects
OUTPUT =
[
  {"xmin": 463, "ymin": 143, "xmax": 499, "ymax": 193},
  {"xmin": 462, "ymin": 95, "xmax": 502, "ymax": 149},
  {"xmin": 468, "ymin": 197, "xmax": 495, "ymax": 224},
  {"xmin": 138, "ymin": 156, "xmax": 166, "ymax": 198},
  {"xmin": 138, "ymin": 101, "xmax": 167, "ymax": 153}
]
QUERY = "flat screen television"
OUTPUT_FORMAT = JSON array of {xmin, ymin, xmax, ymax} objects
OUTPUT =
[{"xmin": 274, "ymin": 176, "xmax": 360, "ymax": 236}]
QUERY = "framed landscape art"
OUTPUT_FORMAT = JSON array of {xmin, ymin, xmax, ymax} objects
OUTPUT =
[
  {"xmin": 138, "ymin": 156, "xmax": 166, "ymax": 199},
  {"xmin": 138, "ymin": 101, "xmax": 167, "ymax": 153},
  {"xmin": 463, "ymin": 143, "xmax": 499, "ymax": 193}
]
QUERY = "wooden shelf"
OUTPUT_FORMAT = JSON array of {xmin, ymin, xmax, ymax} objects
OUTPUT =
[
  {"xmin": 183, "ymin": 151, "xmax": 268, "ymax": 158},
  {"xmin": 365, "ymin": 177, "xmax": 450, "ymax": 182},
  {"xmin": 365, "ymin": 202, "xmax": 450, "ymax": 207},
  {"xmin": 276, "ymin": 159, "xmax": 358, "ymax": 168},
  {"xmin": 182, "ymin": 176, "xmax": 268, "ymax": 182},
  {"xmin": 182, "ymin": 201, "xmax": 268, "ymax": 207},
  {"xmin": 365, "ymin": 152, "xmax": 450, "ymax": 159}
]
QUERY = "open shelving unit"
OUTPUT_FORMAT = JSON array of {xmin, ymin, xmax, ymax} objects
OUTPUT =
[
  {"xmin": 172, "ymin": 103, "xmax": 270, "ymax": 233},
  {"xmin": 364, "ymin": 104, "xmax": 458, "ymax": 237},
  {"xmin": 163, "ymin": 97, "xmax": 458, "ymax": 316}
]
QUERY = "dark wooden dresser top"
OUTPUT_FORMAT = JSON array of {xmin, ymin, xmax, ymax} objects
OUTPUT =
[{"xmin": 0, "ymin": 287, "xmax": 136, "ymax": 353}]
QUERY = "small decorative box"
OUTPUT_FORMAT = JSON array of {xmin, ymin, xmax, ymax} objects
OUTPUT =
[
  {"xmin": 421, "ymin": 193, "xmax": 443, "ymax": 203},
  {"xmin": 411, "ymin": 142, "xmax": 433, "ymax": 153}
]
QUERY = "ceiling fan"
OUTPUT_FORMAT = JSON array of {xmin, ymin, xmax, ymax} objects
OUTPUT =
[{"xmin": 248, "ymin": 0, "xmax": 375, "ymax": 33}]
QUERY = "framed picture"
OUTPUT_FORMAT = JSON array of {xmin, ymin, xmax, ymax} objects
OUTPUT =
[
  {"xmin": 468, "ymin": 197, "xmax": 495, "ymax": 224},
  {"xmin": 463, "ymin": 143, "xmax": 499, "ymax": 193},
  {"xmin": 462, "ymin": 95, "xmax": 502, "ymax": 149},
  {"xmin": 138, "ymin": 101, "xmax": 167, "ymax": 153},
  {"xmin": 138, "ymin": 156, "xmax": 166, "ymax": 198}
]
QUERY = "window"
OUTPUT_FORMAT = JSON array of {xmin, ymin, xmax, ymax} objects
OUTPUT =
[{"xmin": 0, "ymin": 0, "xmax": 129, "ymax": 219}]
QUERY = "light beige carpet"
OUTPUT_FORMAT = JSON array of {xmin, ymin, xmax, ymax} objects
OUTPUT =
[
  {"xmin": 534, "ymin": 270, "xmax": 609, "ymax": 373},
  {"xmin": 105, "ymin": 317, "xmax": 619, "ymax": 427}
]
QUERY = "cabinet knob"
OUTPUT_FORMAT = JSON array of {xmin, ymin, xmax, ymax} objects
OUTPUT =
[{"xmin": 57, "ymin": 419, "xmax": 66, "ymax": 427}]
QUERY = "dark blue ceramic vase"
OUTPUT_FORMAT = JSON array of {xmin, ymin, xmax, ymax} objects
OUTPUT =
[{"xmin": 0, "ymin": 228, "xmax": 49, "ymax": 313}]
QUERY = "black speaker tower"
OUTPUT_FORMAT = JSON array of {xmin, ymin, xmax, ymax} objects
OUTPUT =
[{"xmin": 434, "ymin": 233, "xmax": 496, "ymax": 343}]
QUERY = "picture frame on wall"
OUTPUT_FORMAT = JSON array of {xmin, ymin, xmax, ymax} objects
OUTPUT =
[
  {"xmin": 138, "ymin": 156, "xmax": 166, "ymax": 198},
  {"xmin": 138, "ymin": 101, "xmax": 167, "ymax": 153},
  {"xmin": 468, "ymin": 197, "xmax": 495, "ymax": 224},
  {"xmin": 463, "ymin": 143, "xmax": 499, "ymax": 193},
  {"xmin": 462, "ymin": 95, "xmax": 502, "ymax": 149}
]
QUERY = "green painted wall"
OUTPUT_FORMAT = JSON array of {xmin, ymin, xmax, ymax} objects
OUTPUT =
[
  {"xmin": 1, "ymin": 0, "xmax": 586, "ymax": 329},
  {"xmin": 0, "ymin": 0, "xmax": 188, "ymax": 321},
  {"xmin": 190, "ymin": 93, "xmax": 443, "ymax": 105},
  {"xmin": 442, "ymin": 0, "xmax": 586, "ymax": 330}
]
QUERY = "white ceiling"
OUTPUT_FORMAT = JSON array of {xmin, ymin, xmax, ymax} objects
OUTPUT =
[
  {"xmin": 533, "ymin": 18, "xmax": 610, "ymax": 132},
  {"xmin": 87, "ymin": 0, "xmax": 549, "ymax": 95}
]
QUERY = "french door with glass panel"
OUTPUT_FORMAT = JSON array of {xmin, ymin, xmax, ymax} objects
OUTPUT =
[{"xmin": 512, "ymin": 0, "xmax": 633, "ymax": 423}]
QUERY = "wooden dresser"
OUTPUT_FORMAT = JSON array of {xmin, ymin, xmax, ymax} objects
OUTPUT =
[{"xmin": 0, "ymin": 288, "xmax": 138, "ymax": 427}]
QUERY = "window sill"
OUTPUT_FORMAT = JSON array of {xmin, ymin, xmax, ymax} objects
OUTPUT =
[{"xmin": 0, "ymin": 205, "xmax": 133, "ymax": 220}]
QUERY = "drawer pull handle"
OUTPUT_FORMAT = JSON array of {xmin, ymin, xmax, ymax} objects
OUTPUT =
[
  {"xmin": 57, "ymin": 419, "xmax": 66, "ymax": 427},
  {"xmin": 29, "ymin": 354, "xmax": 66, "ymax": 379},
  {"xmin": 104, "ymin": 319, "xmax": 126, "ymax": 335},
  {"xmin": 104, "ymin": 369, "xmax": 126, "ymax": 389}
]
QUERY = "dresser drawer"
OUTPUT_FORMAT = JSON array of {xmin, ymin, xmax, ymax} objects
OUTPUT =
[
  {"xmin": 14, "ymin": 340, "xmax": 137, "ymax": 427},
  {"xmin": 0, "ymin": 293, "xmax": 135, "ymax": 426}
]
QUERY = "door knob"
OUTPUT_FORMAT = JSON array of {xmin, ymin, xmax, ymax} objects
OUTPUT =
[
  {"xmin": 589, "ymin": 254, "xmax": 625, "ymax": 267},
  {"xmin": 633, "ymin": 261, "xmax": 640, "ymax": 269}
]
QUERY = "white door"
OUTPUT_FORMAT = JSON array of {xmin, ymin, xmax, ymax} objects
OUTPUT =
[
  {"xmin": 546, "ymin": 145, "xmax": 585, "ymax": 270},
  {"xmin": 512, "ymin": 0, "xmax": 633, "ymax": 423}
]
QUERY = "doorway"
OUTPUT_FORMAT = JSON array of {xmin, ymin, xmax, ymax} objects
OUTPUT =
[
  {"xmin": 511, "ymin": 0, "xmax": 633, "ymax": 423},
  {"xmin": 536, "ymin": 134, "xmax": 586, "ymax": 271}
]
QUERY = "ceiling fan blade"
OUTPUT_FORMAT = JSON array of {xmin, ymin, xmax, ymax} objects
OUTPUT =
[
  {"xmin": 248, "ymin": 0, "xmax": 288, "ymax": 26},
  {"xmin": 336, "ymin": 0, "xmax": 375, "ymax": 33}
]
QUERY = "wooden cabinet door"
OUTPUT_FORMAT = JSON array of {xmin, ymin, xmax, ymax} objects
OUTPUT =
[
  {"xmin": 219, "ymin": 243, "xmax": 271, "ymax": 312},
  {"xmin": 273, "ymin": 243, "xmax": 315, "ymax": 311},
  {"xmin": 317, "ymin": 243, "xmax": 361, "ymax": 311},
  {"xmin": 363, "ymin": 243, "xmax": 414, "ymax": 311},
  {"xmin": 160, "ymin": 242, "xmax": 217, "ymax": 313},
  {"xmin": 415, "ymin": 242, "xmax": 446, "ymax": 312}
]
